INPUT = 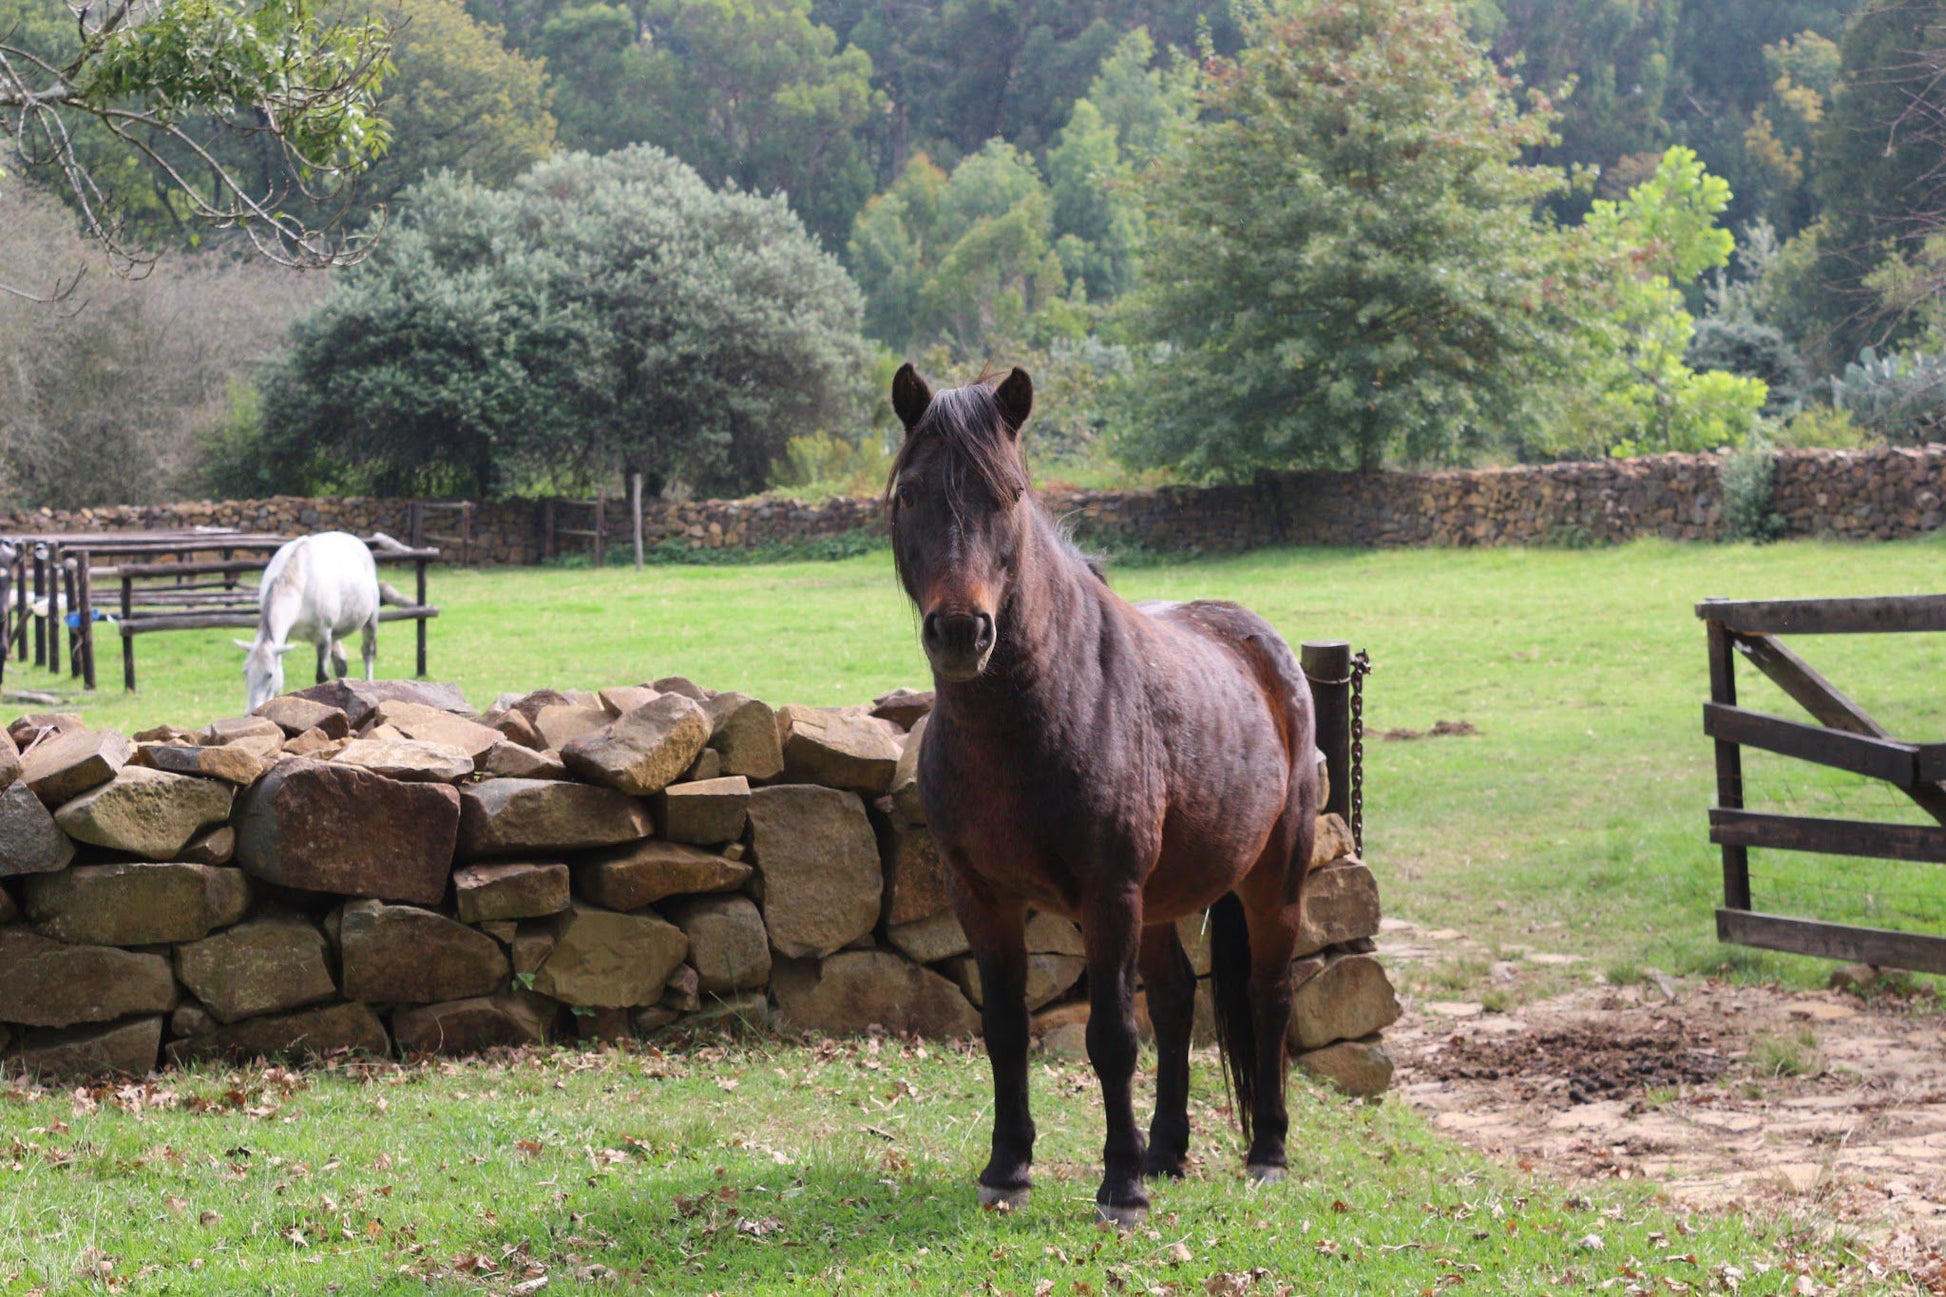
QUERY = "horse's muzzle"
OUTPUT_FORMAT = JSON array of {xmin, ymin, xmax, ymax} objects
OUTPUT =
[{"xmin": 923, "ymin": 610, "xmax": 995, "ymax": 681}]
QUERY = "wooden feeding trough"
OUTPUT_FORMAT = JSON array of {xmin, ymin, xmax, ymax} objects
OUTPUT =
[{"xmin": 0, "ymin": 529, "xmax": 440, "ymax": 693}]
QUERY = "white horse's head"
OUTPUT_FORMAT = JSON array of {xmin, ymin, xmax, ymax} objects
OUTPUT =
[{"xmin": 235, "ymin": 637, "xmax": 298, "ymax": 713}]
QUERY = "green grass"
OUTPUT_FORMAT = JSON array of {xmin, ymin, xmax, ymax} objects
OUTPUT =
[
  {"xmin": 14, "ymin": 535, "xmax": 1945, "ymax": 1290},
  {"xmin": 0, "ymin": 1042, "xmax": 1859, "ymax": 1294}
]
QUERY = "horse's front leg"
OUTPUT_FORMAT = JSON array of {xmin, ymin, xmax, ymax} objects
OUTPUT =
[
  {"xmin": 1138, "ymin": 921, "xmax": 1196, "ymax": 1180},
  {"xmin": 956, "ymin": 881, "xmax": 1035, "ymax": 1209},
  {"xmin": 314, "ymin": 636, "xmax": 330, "ymax": 685},
  {"xmin": 1084, "ymin": 887, "xmax": 1148, "ymax": 1225},
  {"xmin": 361, "ymin": 619, "xmax": 377, "ymax": 681}
]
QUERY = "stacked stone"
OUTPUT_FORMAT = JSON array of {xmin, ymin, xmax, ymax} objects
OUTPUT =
[{"xmin": 0, "ymin": 679, "xmax": 1402, "ymax": 1095}]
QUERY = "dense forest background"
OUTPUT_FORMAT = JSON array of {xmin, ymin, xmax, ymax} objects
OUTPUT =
[{"xmin": 6, "ymin": 0, "xmax": 1946, "ymax": 514}]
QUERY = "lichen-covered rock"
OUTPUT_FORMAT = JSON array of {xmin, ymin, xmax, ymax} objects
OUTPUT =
[
  {"xmin": 661, "ymin": 894, "xmax": 770, "ymax": 992},
  {"xmin": 562, "ymin": 695, "xmax": 712, "ymax": 797},
  {"xmin": 367, "ymin": 701, "xmax": 502, "ymax": 766},
  {"xmin": 1289, "ymin": 953, "xmax": 1400, "ymax": 1049},
  {"xmin": 1295, "ymin": 861, "xmax": 1381, "ymax": 956},
  {"xmin": 1311, "ymin": 814, "xmax": 1356, "ymax": 871},
  {"xmin": 289, "ymin": 679, "xmax": 471, "ymax": 728},
  {"xmin": 391, "ymin": 992, "xmax": 553, "ymax": 1055},
  {"xmin": 944, "ymin": 952, "xmax": 1085, "ymax": 1011},
  {"xmin": 701, "ymin": 692, "xmax": 783, "ymax": 780},
  {"xmin": 773, "ymin": 950, "xmax": 978, "ymax": 1037},
  {"xmin": 203, "ymin": 715, "xmax": 287, "ymax": 759},
  {"xmin": 458, "ymin": 778, "xmax": 650, "ymax": 857},
  {"xmin": 331, "ymin": 736, "xmax": 474, "ymax": 783},
  {"xmin": 338, "ymin": 899, "xmax": 510, "ymax": 1004},
  {"xmin": 1025, "ymin": 911, "xmax": 1085, "ymax": 957},
  {"xmin": 877, "ymin": 813, "xmax": 950, "ymax": 926},
  {"xmin": 134, "ymin": 742, "xmax": 268, "ymax": 785},
  {"xmin": 174, "ymin": 911, "xmax": 337, "ymax": 1023},
  {"xmin": 234, "ymin": 759, "xmax": 460, "ymax": 904},
  {"xmin": 481, "ymin": 740, "xmax": 568, "ymax": 781},
  {"xmin": 889, "ymin": 714, "xmax": 926, "ymax": 825},
  {"xmin": 747, "ymin": 785, "xmax": 881, "ymax": 959},
  {"xmin": 531, "ymin": 903, "xmax": 688, "ymax": 1008},
  {"xmin": 16, "ymin": 1016, "xmax": 162, "ymax": 1079},
  {"xmin": 166, "ymin": 1001, "xmax": 389, "ymax": 1064},
  {"xmin": 24, "ymin": 862, "xmax": 247, "ymax": 946},
  {"xmin": 0, "ymin": 779, "xmax": 74, "ymax": 876},
  {"xmin": 53, "ymin": 766, "xmax": 234, "ymax": 859},
  {"xmin": 453, "ymin": 861, "xmax": 570, "ymax": 923},
  {"xmin": 573, "ymin": 840, "xmax": 751, "ymax": 910},
  {"xmin": 654, "ymin": 776, "xmax": 750, "ymax": 846},
  {"xmin": 180, "ymin": 825, "xmax": 236, "ymax": 866},
  {"xmin": 0, "ymin": 929, "xmax": 176, "ymax": 1025},
  {"xmin": 532, "ymin": 705, "xmax": 612, "ymax": 751},
  {"xmin": 779, "ymin": 705, "xmax": 901, "ymax": 796},
  {"xmin": 254, "ymin": 695, "xmax": 351, "ymax": 739},
  {"xmin": 20, "ymin": 726, "xmax": 132, "ymax": 805},
  {"xmin": 885, "ymin": 907, "xmax": 969, "ymax": 964},
  {"xmin": 1294, "ymin": 1035, "xmax": 1393, "ymax": 1097}
]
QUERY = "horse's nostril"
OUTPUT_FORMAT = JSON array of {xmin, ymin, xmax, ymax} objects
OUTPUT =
[{"xmin": 924, "ymin": 611, "xmax": 992, "ymax": 660}]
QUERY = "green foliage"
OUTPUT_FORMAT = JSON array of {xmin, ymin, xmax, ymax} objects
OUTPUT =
[
  {"xmin": 1534, "ymin": 148, "xmax": 1769, "ymax": 459},
  {"xmin": 636, "ymin": 528, "xmax": 887, "ymax": 565},
  {"xmin": 1084, "ymin": 27, "xmax": 1198, "ymax": 167},
  {"xmin": 771, "ymin": 431, "xmax": 896, "ymax": 500},
  {"xmin": 1722, "ymin": 432, "xmax": 1786, "ymax": 542},
  {"xmin": 1738, "ymin": 31, "xmax": 1840, "ymax": 235},
  {"xmin": 1117, "ymin": 0, "xmax": 1568, "ymax": 476},
  {"xmin": 1775, "ymin": 403, "xmax": 1870, "ymax": 448},
  {"xmin": 264, "ymin": 148, "xmax": 871, "ymax": 498},
  {"xmin": 1686, "ymin": 319, "xmax": 1809, "ymax": 415},
  {"xmin": 1046, "ymin": 100, "xmax": 1141, "ymax": 302},
  {"xmin": 1829, "ymin": 344, "xmax": 1946, "ymax": 443}
]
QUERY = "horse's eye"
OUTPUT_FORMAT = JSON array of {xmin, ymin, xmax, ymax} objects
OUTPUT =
[{"xmin": 897, "ymin": 485, "xmax": 916, "ymax": 509}]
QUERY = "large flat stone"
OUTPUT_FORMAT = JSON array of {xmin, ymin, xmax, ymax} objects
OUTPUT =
[
  {"xmin": 532, "ymin": 705, "xmax": 613, "ymax": 752},
  {"xmin": 0, "ymin": 726, "xmax": 21, "ymax": 792},
  {"xmin": 24, "ymin": 862, "xmax": 246, "ymax": 946},
  {"xmin": 330, "ymin": 736, "xmax": 473, "ymax": 784},
  {"xmin": 134, "ymin": 742, "xmax": 268, "ymax": 785},
  {"xmin": 1025, "ymin": 911, "xmax": 1085, "ymax": 956},
  {"xmin": 255, "ymin": 695, "xmax": 351, "ymax": 739},
  {"xmin": 234, "ymin": 758, "xmax": 461, "ymax": 904},
  {"xmin": 1295, "ymin": 1035, "xmax": 1393, "ymax": 1097},
  {"xmin": 573, "ymin": 839, "xmax": 751, "ymax": 910},
  {"xmin": 289, "ymin": 679, "xmax": 472, "ymax": 728},
  {"xmin": 885, "ymin": 907, "xmax": 969, "ymax": 964},
  {"xmin": 944, "ymin": 952, "xmax": 1085, "ymax": 1011},
  {"xmin": 367, "ymin": 701, "xmax": 502, "ymax": 766},
  {"xmin": 773, "ymin": 951, "xmax": 978, "ymax": 1037},
  {"xmin": 339, "ymin": 899, "xmax": 510, "ymax": 1004},
  {"xmin": 661, "ymin": 894, "xmax": 770, "ymax": 992},
  {"xmin": 889, "ymin": 714, "xmax": 926, "ymax": 825},
  {"xmin": 53, "ymin": 766, "xmax": 234, "ymax": 859},
  {"xmin": 167, "ymin": 1002, "xmax": 389, "ymax": 1065},
  {"xmin": 870, "ymin": 688, "xmax": 933, "ymax": 731},
  {"xmin": 532, "ymin": 902, "xmax": 688, "ymax": 1008},
  {"xmin": 1296, "ymin": 861, "xmax": 1382, "ymax": 956},
  {"xmin": 877, "ymin": 814, "xmax": 951, "ymax": 926},
  {"xmin": 392, "ymin": 992, "xmax": 553, "ymax": 1055},
  {"xmin": 702, "ymin": 693, "xmax": 783, "ymax": 780},
  {"xmin": 562, "ymin": 695, "xmax": 711, "ymax": 797},
  {"xmin": 453, "ymin": 861, "xmax": 570, "ymax": 922},
  {"xmin": 15, "ymin": 1016, "xmax": 162, "ymax": 1080},
  {"xmin": 0, "ymin": 780, "xmax": 75, "ymax": 876},
  {"xmin": 175, "ymin": 911, "xmax": 337, "ymax": 1023},
  {"xmin": 779, "ymin": 705, "xmax": 902, "ymax": 796},
  {"xmin": 654, "ymin": 776, "xmax": 750, "ymax": 846},
  {"xmin": 1290, "ymin": 952, "xmax": 1400, "ymax": 1049},
  {"xmin": 747, "ymin": 785, "xmax": 881, "ymax": 959},
  {"xmin": 1311, "ymin": 814, "xmax": 1356, "ymax": 870},
  {"xmin": 458, "ymin": 778, "xmax": 650, "ymax": 857},
  {"xmin": 482, "ymin": 740, "xmax": 568, "ymax": 781},
  {"xmin": 20, "ymin": 727, "xmax": 132, "ymax": 805},
  {"xmin": 203, "ymin": 716, "xmax": 288, "ymax": 760},
  {"xmin": 0, "ymin": 929, "xmax": 176, "ymax": 1026}
]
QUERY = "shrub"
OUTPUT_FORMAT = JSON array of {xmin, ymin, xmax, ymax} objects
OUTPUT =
[
  {"xmin": 1829, "ymin": 345, "xmax": 1946, "ymax": 443},
  {"xmin": 1722, "ymin": 432, "xmax": 1786, "ymax": 542},
  {"xmin": 1686, "ymin": 318, "xmax": 1809, "ymax": 414}
]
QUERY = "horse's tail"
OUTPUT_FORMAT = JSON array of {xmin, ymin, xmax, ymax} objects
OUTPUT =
[{"xmin": 1208, "ymin": 890, "xmax": 1257, "ymax": 1145}]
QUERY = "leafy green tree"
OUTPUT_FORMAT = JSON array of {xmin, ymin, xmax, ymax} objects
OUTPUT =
[
  {"xmin": 1117, "ymin": 0, "xmax": 1567, "ymax": 476},
  {"xmin": 0, "ymin": 0, "xmax": 392, "ymax": 276},
  {"xmin": 1046, "ymin": 100, "xmax": 1140, "ymax": 302},
  {"xmin": 1737, "ymin": 31, "xmax": 1840, "ymax": 237},
  {"xmin": 264, "ymin": 148, "xmax": 871, "ymax": 497},
  {"xmin": 355, "ymin": 0, "xmax": 557, "ymax": 209},
  {"xmin": 539, "ymin": 0, "xmax": 879, "ymax": 248},
  {"xmin": 1083, "ymin": 27, "xmax": 1196, "ymax": 167}
]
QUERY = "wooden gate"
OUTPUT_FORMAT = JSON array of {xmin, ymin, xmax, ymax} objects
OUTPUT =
[{"xmin": 1700, "ymin": 593, "xmax": 1946, "ymax": 972}]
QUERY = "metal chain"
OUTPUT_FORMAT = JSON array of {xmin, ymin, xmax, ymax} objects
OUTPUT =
[{"xmin": 1350, "ymin": 649, "xmax": 1372, "ymax": 856}]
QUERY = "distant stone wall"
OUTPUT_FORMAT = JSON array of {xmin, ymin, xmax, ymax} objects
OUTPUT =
[
  {"xmin": 0, "ymin": 680, "xmax": 1394, "ymax": 1092},
  {"xmin": 14, "ymin": 444, "xmax": 1936, "ymax": 561}
]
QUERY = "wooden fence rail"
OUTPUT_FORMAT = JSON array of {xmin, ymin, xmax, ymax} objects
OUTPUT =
[{"xmin": 1699, "ymin": 593, "xmax": 1946, "ymax": 973}]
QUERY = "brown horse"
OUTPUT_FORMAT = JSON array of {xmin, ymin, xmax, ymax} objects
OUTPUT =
[{"xmin": 888, "ymin": 364, "xmax": 1319, "ymax": 1225}]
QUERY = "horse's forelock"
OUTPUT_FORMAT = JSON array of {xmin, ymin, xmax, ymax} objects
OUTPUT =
[{"xmin": 886, "ymin": 382, "xmax": 1030, "ymax": 512}]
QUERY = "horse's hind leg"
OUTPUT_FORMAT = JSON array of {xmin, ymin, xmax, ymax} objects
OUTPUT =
[
  {"xmin": 1138, "ymin": 921, "xmax": 1195, "ymax": 1180},
  {"xmin": 361, "ymin": 617, "xmax": 377, "ymax": 681},
  {"xmin": 331, "ymin": 638, "xmax": 350, "ymax": 679},
  {"xmin": 1235, "ymin": 856, "xmax": 1307, "ymax": 1179},
  {"xmin": 1083, "ymin": 889, "xmax": 1148, "ymax": 1225},
  {"xmin": 314, "ymin": 637, "xmax": 331, "ymax": 685},
  {"xmin": 957, "ymin": 882, "xmax": 1035, "ymax": 1209}
]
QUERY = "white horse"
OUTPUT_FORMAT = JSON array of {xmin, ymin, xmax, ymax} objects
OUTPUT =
[{"xmin": 236, "ymin": 532, "xmax": 382, "ymax": 712}]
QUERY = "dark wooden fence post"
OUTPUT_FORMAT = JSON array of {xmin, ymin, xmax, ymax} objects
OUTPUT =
[
  {"xmin": 1302, "ymin": 640, "xmax": 1352, "ymax": 822},
  {"xmin": 31, "ymin": 546, "xmax": 45, "ymax": 669},
  {"xmin": 1702, "ymin": 598, "xmax": 1752, "ymax": 911},
  {"xmin": 408, "ymin": 501, "xmax": 425, "ymax": 551},
  {"xmin": 542, "ymin": 499, "xmax": 556, "ymax": 563},
  {"xmin": 75, "ymin": 558, "xmax": 94, "ymax": 690},
  {"xmin": 593, "ymin": 496, "xmax": 606, "ymax": 568},
  {"xmin": 415, "ymin": 556, "xmax": 429, "ymax": 678},
  {"xmin": 121, "ymin": 570, "xmax": 136, "ymax": 692}
]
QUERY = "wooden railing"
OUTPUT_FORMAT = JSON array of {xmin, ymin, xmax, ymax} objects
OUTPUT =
[{"xmin": 1699, "ymin": 594, "xmax": 1946, "ymax": 972}]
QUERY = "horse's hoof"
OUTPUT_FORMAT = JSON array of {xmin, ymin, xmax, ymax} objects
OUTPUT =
[
  {"xmin": 1095, "ymin": 1200, "xmax": 1148, "ymax": 1230},
  {"xmin": 1142, "ymin": 1161, "xmax": 1186, "ymax": 1182},
  {"xmin": 1246, "ymin": 1163, "xmax": 1287, "ymax": 1184},
  {"xmin": 978, "ymin": 1185, "xmax": 1031, "ymax": 1212}
]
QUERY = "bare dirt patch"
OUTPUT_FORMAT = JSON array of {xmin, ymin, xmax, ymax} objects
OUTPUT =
[{"xmin": 1381, "ymin": 920, "xmax": 1946, "ymax": 1283}]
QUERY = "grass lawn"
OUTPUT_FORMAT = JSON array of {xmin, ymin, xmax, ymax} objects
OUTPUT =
[{"xmin": 8, "ymin": 534, "xmax": 1941, "ymax": 1291}]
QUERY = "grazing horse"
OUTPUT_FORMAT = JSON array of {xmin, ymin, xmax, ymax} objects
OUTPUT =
[
  {"xmin": 888, "ymin": 365, "xmax": 1318, "ymax": 1226},
  {"xmin": 236, "ymin": 531, "xmax": 382, "ymax": 712}
]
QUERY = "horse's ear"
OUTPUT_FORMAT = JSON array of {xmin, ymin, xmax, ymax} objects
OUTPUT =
[
  {"xmin": 995, "ymin": 367, "xmax": 1033, "ymax": 438},
  {"xmin": 232, "ymin": 638, "xmax": 255, "ymax": 652},
  {"xmin": 273, "ymin": 644, "xmax": 301, "ymax": 657},
  {"xmin": 892, "ymin": 363, "xmax": 932, "ymax": 434}
]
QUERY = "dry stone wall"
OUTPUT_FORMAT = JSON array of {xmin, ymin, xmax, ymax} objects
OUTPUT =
[
  {"xmin": 10, "ymin": 444, "xmax": 1942, "ymax": 562},
  {"xmin": 0, "ymin": 680, "xmax": 1397, "ymax": 1095}
]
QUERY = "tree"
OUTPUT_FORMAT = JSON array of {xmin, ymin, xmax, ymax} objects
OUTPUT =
[
  {"xmin": 263, "ymin": 147, "xmax": 871, "ymax": 498},
  {"xmin": 0, "ymin": 0, "xmax": 392, "ymax": 278},
  {"xmin": 1046, "ymin": 99, "xmax": 1141, "ymax": 301},
  {"xmin": 1117, "ymin": 0, "xmax": 1567, "ymax": 477}
]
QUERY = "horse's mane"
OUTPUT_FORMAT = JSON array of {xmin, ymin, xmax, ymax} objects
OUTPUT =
[{"xmin": 886, "ymin": 377, "xmax": 1109, "ymax": 587}]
